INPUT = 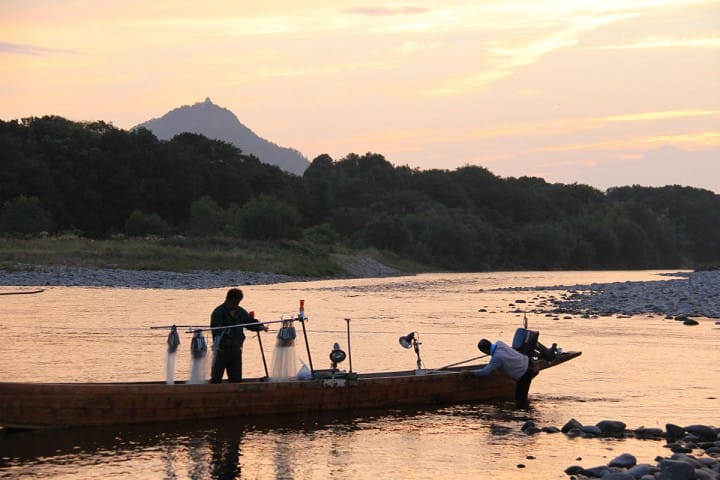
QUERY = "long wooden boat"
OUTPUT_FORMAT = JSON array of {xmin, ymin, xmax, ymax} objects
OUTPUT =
[{"xmin": 0, "ymin": 351, "xmax": 580, "ymax": 429}]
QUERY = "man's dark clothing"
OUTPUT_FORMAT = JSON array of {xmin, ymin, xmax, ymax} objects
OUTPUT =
[
  {"xmin": 473, "ymin": 340, "xmax": 538, "ymax": 408},
  {"xmin": 210, "ymin": 304, "xmax": 262, "ymax": 383},
  {"xmin": 514, "ymin": 363, "xmax": 538, "ymax": 409}
]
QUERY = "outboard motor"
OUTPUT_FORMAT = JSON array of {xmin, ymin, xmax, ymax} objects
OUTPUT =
[
  {"xmin": 512, "ymin": 327, "xmax": 557, "ymax": 361},
  {"xmin": 512, "ymin": 328, "xmax": 539, "ymax": 355}
]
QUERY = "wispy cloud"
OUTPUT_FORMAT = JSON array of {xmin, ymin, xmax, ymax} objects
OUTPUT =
[
  {"xmin": 422, "ymin": 11, "xmax": 634, "ymax": 97},
  {"xmin": 397, "ymin": 40, "xmax": 442, "ymax": 53},
  {"xmin": 0, "ymin": 41, "xmax": 76, "ymax": 56},
  {"xmin": 583, "ymin": 36, "xmax": 720, "ymax": 50},
  {"xmin": 605, "ymin": 109, "xmax": 720, "ymax": 122},
  {"xmin": 341, "ymin": 6, "xmax": 430, "ymax": 16},
  {"xmin": 531, "ymin": 131, "xmax": 720, "ymax": 154},
  {"xmin": 462, "ymin": 110, "xmax": 720, "ymax": 140},
  {"xmin": 425, "ymin": 71, "xmax": 512, "ymax": 97},
  {"xmin": 348, "ymin": 109, "xmax": 720, "ymax": 154},
  {"xmin": 253, "ymin": 61, "xmax": 393, "ymax": 79}
]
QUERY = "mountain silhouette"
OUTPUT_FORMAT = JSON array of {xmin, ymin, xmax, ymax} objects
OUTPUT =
[{"xmin": 136, "ymin": 98, "xmax": 309, "ymax": 175}]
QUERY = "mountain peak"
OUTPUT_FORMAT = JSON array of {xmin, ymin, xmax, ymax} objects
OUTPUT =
[{"xmin": 136, "ymin": 99, "xmax": 308, "ymax": 175}]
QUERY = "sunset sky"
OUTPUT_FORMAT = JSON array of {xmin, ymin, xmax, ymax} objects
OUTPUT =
[{"xmin": 1, "ymin": 1, "xmax": 719, "ymax": 192}]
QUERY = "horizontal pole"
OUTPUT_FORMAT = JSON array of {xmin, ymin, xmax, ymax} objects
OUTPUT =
[
  {"xmin": 183, "ymin": 317, "xmax": 304, "ymax": 334},
  {"xmin": 425, "ymin": 354, "xmax": 489, "ymax": 374},
  {"xmin": 149, "ymin": 324, "xmax": 205, "ymax": 330},
  {"xmin": 149, "ymin": 316, "xmax": 305, "ymax": 333}
]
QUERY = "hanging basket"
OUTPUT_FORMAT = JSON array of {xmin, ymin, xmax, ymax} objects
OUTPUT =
[
  {"xmin": 190, "ymin": 330, "xmax": 207, "ymax": 359},
  {"xmin": 167, "ymin": 325, "xmax": 180, "ymax": 354},
  {"xmin": 277, "ymin": 320, "xmax": 297, "ymax": 345}
]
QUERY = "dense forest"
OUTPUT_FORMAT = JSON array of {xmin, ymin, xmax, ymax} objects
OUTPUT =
[{"xmin": 1, "ymin": 116, "xmax": 719, "ymax": 270}]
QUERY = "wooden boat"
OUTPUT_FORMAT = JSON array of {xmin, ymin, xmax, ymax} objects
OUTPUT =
[{"xmin": 0, "ymin": 350, "xmax": 580, "ymax": 429}]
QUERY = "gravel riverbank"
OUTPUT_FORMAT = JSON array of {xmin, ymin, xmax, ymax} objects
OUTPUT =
[
  {"xmin": 0, "ymin": 255, "xmax": 406, "ymax": 289},
  {"xmin": 0, "ymin": 264, "xmax": 299, "ymax": 289},
  {"xmin": 497, "ymin": 270, "xmax": 720, "ymax": 320}
]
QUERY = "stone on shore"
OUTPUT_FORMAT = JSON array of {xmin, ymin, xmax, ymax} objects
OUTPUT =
[
  {"xmin": 496, "ymin": 270, "xmax": 720, "ymax": 320},
  {"xmin": 560, "ymin": 422, "xmax": 720, "ymax": 480},
  {"xmin": 657, "ymin": 459, "xmax": 696, "ymax": 480},
  {"xmin": 608, "ymin": 453, "xmax": 636, "ymax": 468},
  {"xmin": 601, "ymin": 472, "xmax": 635, "ymax": 480},
  {"xmin": 524, "ymin": 418, "xmax": 718, "ymax": 479},
  {"xmin": 626, "ymin": 464, "xmax": 655, "ymax": 478}
]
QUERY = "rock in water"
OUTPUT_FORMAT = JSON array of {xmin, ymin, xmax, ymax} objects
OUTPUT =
[
  {"xmin": 597, "ymin": 419, "xmax": 627, "ymax": 435},
  {"xmin": 685, "ymin": 424, "xmax": 718, "ymax": 441},
  {"xmin": 666, "ymin": 423, "xmax": 685, "ymax": 439},
  {"xmin": 562, "ymin": 418, "xmax": 583, "ymax": 433}
]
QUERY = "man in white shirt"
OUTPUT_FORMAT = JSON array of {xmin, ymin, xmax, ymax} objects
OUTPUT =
[{"xmin": 472, "ymin": 338, "xmax": 538, "ymax": 408}]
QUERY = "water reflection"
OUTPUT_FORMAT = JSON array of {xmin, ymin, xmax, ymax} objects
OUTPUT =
[
  {"xmin": 210, "ymin": 435, "xmax": 239, "ymax": 480},
  {"xmin": 0, "ymin": 404, "xmax": 520, "ymax": 479}
]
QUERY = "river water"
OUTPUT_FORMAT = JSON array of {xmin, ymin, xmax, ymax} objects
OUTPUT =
[{"xmin": 0, "ymin": 271, "xmax": 718, "ymax": 479}]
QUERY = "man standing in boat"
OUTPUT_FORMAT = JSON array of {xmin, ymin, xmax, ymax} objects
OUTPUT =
[
  {"xmin": 210, "ymin": 288, "xmax": 267, "ymax": 383},
  {"xmin": 471, "ymin": 339, "xmax": 538, "ymax": 408}
]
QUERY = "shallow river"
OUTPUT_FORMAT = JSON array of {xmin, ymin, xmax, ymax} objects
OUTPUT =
[{"xmin": 0, "ymin": 271, "xmax": 718, "ymax": 479}]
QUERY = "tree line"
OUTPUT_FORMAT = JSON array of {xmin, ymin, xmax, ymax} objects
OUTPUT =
[{"xmin": 2, "ymin": 115, "xmax": 719, "ymax": 270}]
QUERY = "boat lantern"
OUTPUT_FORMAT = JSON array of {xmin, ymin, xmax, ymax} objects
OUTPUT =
[
  {"xmin": 329, "ymin": 342, "xmax": 346, "ymax": 370},
  {"xmin": 190, "ymin": 329, "xmax": 207, "ymax": 359},
  {"xmin": 167, "ymin": 325, "xmax": 180, "ymax": 354},
  {"xmin": 398, "ymin": 332, "xmax": 416, "ymax": 349},
  {"xmin": 398, "ymin": 331, "xmax": 423, "ymax": 370}
]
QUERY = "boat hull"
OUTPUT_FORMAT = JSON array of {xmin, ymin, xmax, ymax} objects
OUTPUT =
[{"xmin": 0, "ymin": 352, "xmax": 580, "ymax": 429}]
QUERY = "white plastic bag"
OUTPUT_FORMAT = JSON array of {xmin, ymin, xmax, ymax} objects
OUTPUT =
[{"xmin": 296, "ymin": 359, "xmax": 312, "ymax": 380}]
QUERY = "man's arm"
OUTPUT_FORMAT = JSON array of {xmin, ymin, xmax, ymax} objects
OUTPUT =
[
  {"xmin": 472, "ymin": 357, "xmax": 501, "ymax": 377},
  {"xmin": 237, "ymin": 308, "xmax": 266, "ymax": 331}
]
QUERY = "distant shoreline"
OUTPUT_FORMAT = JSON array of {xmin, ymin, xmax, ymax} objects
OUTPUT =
[
  {"xmin": 0, "ymin": 255, "xmax": 408, "ymax": 290},
  {"xmin": 2, "ymin": 266, "xmax": 718, "ymax": 320}
]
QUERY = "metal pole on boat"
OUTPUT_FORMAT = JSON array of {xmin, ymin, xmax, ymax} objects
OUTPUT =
[
  {"xmin": 256, "ymin": 332, "xmax": 269, "ymax": 378},
  {"xmin": 431, "ymin": 354, "xmax": 488, "ymax": 372},
  {"xmin": 150, "ymin": 324, "xmax": 206, "ymax": 330},
  {"xmin": 299, "ymin": 316, "xmax": 314, "ymax": 377},
  {"xmin": 345, "ymin": 318, "xmax": 353, "ymax": 373},
  {"xmin": 164, "ymin": 318, "xmax": 291, "ymax": 334},
  {"xmin": 418, "ymin": 354, "xmax": 490, "ymax": 376}
]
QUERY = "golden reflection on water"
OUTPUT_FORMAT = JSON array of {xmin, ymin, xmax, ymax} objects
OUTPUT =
[{"xmin": 0, "ymin": 270, "xmax": 717, "ymax": 479}]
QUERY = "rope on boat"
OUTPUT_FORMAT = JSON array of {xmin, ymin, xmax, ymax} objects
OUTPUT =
[{"xmin": 296, "ymin": 329, "xmax": 486, "ymax": 336}]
